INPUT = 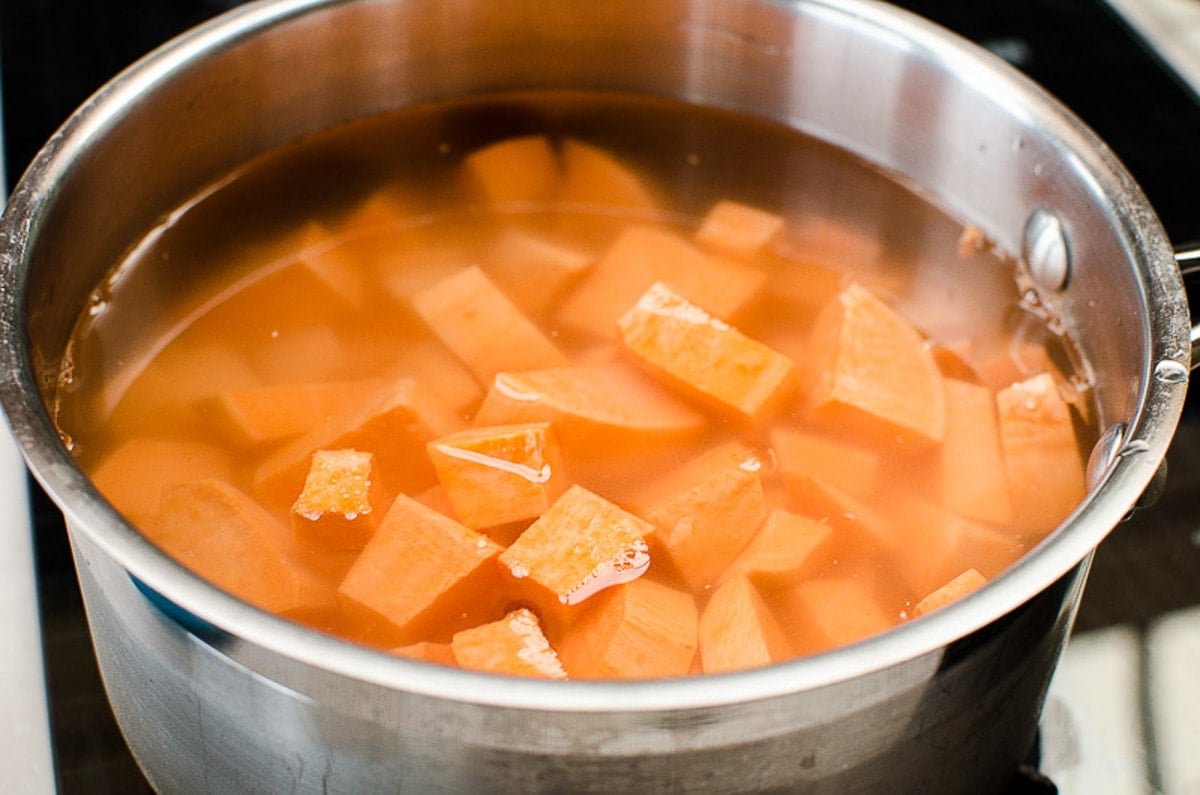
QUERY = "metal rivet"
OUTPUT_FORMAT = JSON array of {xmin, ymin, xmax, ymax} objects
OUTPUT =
[{"xmin": 1023, "ymin": 209, "xmax": 1070, "ymax": 292}]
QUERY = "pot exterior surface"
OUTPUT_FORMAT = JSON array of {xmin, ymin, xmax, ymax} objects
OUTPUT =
[
  {"xmin": 72, "ymin": 523, "xmax": 1085, "ymax": 793},
  {"xmin": 1, "ymin": 0, "xmax": 1189, "ymax": 792}
]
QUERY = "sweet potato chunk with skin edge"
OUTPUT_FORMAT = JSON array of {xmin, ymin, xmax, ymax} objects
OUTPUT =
[
  {"xmin": 619, "ymin": 282, "xmax": 797, "ymax": 423},
  {"xmin": 699, "ymin": 574, "xmax": 791, "ymax": 674},
  {"xmin": 291, "ymin": 449, "xmax": 388, "ymax": 551},
  {"xmin": 427, "ymin": 422, "xmax": 569, "ymax": 530},
  {"xmin": 557, "ymin": 577, "xmax": 698, "ymax": 680},
  {"xmin": 473, "ymin": 361, "xmax": 706, "ymax": 459},
  {"xmin": 913, "ymin": 569, "xmax": 988, "ymax": 618},
  {"xmin": 940, "ymin": 377, "xmax": 1014, "ymax": 526},
  {"xmin": 499, "ymin": 484, "xmax": 653, "ymax": 623},
  {"xmin": 996, "ymin": 372, "xmax": 1087, "ymax": 533},
  {"xmin": 645, "ymin": 465, "xmax": 768, "ymax": 593},
  {"xmin": 154, "ymin": 479, "xmax": 334, "ymax": 615},
  {"xmin": 806, "ymin": 283, "xmax": 946, "ymax": 446},
  {"xmin": 451, "ymin": 608, "xmax": 568, "ymax": 680},
  {"xmin": 411, "ymin": 265, "xmax": 569, "ymax": 385},
  {"xmin": 462, "ymin": 135, "xmax": 560, "ymax": 205},
  {"xmin": 695, "ymin": 200, "xmax": 785, "ymax": 258},
  {"xmin": 555, "ymin": 224, "xmax": 767, "ymax": 340},
  {"xmin": 338, "ymin": 493, "xmax": 504, "ymax": 645}
]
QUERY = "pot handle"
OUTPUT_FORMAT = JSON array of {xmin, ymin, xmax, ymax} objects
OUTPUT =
[{"xmin": 1176, "ymin": 244, "xmax": 1200, "ymax": 369}]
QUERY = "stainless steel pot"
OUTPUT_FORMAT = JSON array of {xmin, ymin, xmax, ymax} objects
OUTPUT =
[{"xmin": 0, "ymin": 0, "xmax": 1192, "ymax": 792}]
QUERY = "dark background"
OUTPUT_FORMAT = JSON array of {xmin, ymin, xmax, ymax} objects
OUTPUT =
[{"xmin": 4, "ymin": 1, "xmax": 1200, "ymax": 791}]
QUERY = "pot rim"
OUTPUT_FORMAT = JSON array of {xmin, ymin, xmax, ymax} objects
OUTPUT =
[{"xmin": 0, "ymin": 0, "xmax": 1189, "ymax": 712}]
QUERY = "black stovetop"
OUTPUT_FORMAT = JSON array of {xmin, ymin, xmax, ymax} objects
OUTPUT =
[{"xmin": 3, "ymin": 1, "xmax": 1200, "ymax": 792}]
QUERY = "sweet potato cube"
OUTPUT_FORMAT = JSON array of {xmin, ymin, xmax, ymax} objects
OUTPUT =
[
  {"xmin": 427, "ymin": 422, "xmax": 569, "ymax": 529},
  {"xmin": 153, "ymin": 479, "xmax": 334, "ymax": 615},
  {"xmin": 484, "ymin": 228, "xmax": 593, "ymax": 315},
  {"xmin": 557, "ymin": 138, "xmax": 660, "ymax": 210},
  {"xmin": 788, "ymin": 213, "xmax": 883, "ymax": 271},
  {"xmin": 249, "ymin": 324, "xmax": 347, "ymax": 386},
  {"xmin": 291, "ymin": 449, "xmax": 389, "ymax": 551},
  {"xmin": 618, "ymin": 282, "xmax": 797, "ymax": 423},
  {"xmin": 557, "ymin": 578, "xmax": 698, "ymax": 680},
  {"xmin": 726, "ymin": 508, "xmax": 834, "ymax": 588},
  {"xmin": 90, "ymin": 438, "xmax": 233, "ymax": 530},
  {"xmin": 912, "ymin": 569, "xmax": 988, "ymax": 618},
  {"xmin": 695, "ymin": 200, "xmax": 785, "ymax": 258},
  {"xmin": 778, "ymin": 578, "xmax": 894, "ymax": 655},
  {"xmin": 205, "ymin": 378, "xmax": 382, "ymax": 448},
  {"xmin": 885, "ymin": 497, "xmax": 1024, "ymax": 598},
  {"xmin": 254, "ymin": 375, "xmax": 460, "ymax": 513},
  {"xmin": 624, "ymin": 439, "xmax": 765, "ymax": 515},
  {"xmin": 698, "ymin": 574, "xmax": 790, "ymax": 674},
  {"xmin": 555, "ymin": 224, "xmax": 766, "ymax": 340},
  {"xmin": 781, "ymin": 475, "xmax": 898, "ymax": 551},
  {"xmin": 338, "ymin": 493, "xmax": 504, "ymax": 645},
  {"xmin": 461, "ymin": 135, "xmax": 560, "ymax": 205},
  {"xmin": 450, "ymin": 608, "xmax": 568, "ymax": 680},
  {"xmin": 996, "ymin": 373, "xmax": 1086, "ymax": 533},
  {"xmin": 645, "ymin": 465, "xmax": 767, "ymax": 592},
  {"xmin": 411, "ymin": 265, "xmax": 569, "ymax": 385},
  {"xmin": 499, "ymin": 485, "xmax": 652, "ymax": 617},
  {"xmin": 771, "ymin": 427, "xmax": 880, "ymax": 500},
  {"xmin": 940, "ymin": 378, "xmax": 1014, "ymax": 525},
  {"xmin": 290, "ymin": 221, "xmax": 371, "ymax": 308},
  {"xmin": 473, "ymin": 361, "xmax": 706, "ymax": 459},
  {"xmin": 806, "ymin": 284, "xmax": 946, "ymax": 445},
  {"xmin": 392, "ymin": 338, "xmax": 484, "ymax": 415}
]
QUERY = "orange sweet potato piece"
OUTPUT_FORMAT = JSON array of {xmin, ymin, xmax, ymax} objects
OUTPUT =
[
  {"xmin": 291, "ymin": 449, "xmax": 389, "ymax": 551},
  {"xmin": 427, "ymin": 422, "xmax": 569, "ymax": 530},
  {"xmin": 725, "ymin": 508, "xmax": 834, "ymax": 588},
  {"xmin": 391, "ymin": 641, "xmax": 458, "ymax": 667},
  {"xmin": 940, "ymin": 377, "xmax": 1014, "ymax": 525},
  {"xmin": 618, "ymin": 282, "xmax": 797, "ymax": 423},
  {"xmin": 695, "ymin": 200, "xmax": 785, "ymax": 258},
  {"xmin": 556, "ymin": 578, "xmax": 698, "ymax": 680},
  {"xmin": 253, "ymin": 375, "xmax": 460, "ymax": 511},
  {"xmin": 805, "ymin": 283, "xmax": 946, "ymax": 445},
  {"xmin": 624, "ymin": 439, "xmax": 766, "ymax": 515},
  {"xmin": 499, "ymin": 485, "xmax": 652, "ymax": 621},
  {"xmin": 450, "ymin": 608, "xmax": 568, "ymax": 680},
  {"xmin": 912, "ymin": 568, "xmax": 988, "ymax": 618},
  {"xmin": 557, "ymin": 138, "xmax": 660, "ymax": 210},
  {"xmin": 338, "ymin": 493, "xmax": 504, "ymax": 645},
  {"xmin": 996, "ymin": 372, "xmax": 1086, "ymax": 533},
  {"xmin": 288, "ymin": 221, "xmax": 371, "ymax": 308},
  {"xmin": 153, "ymin": 479, "xmax": 334, "ymax": 615},
  {"xmin": 785, "ymin": 213, "xmax": 883, "ymax": 271},
  {"xmin": 884, "ymin": 497, "xmax": 1024, "ymax": 599},
  {"xmin": 780, "ymin": 475, "xmax": 897, "ymax": 552},
  {"xmin": 484, "ymin": 228, "xmax": 593, "ymax": 315},
  {"xmin": 555, "ymin": 224, "xmax": 766, "ymax": 340},
  {"xmin": 777, "ymin": 578, "xmax": 894, "ymax": 656},
  {"xmin": 204, "ymin": 378, "xmax": 382, "ymax": 448},
  {"xmin": 461, "ymin": 135, "xmax": 560, "ymax": 205},
  {"xmin": 393, "ymin": 338, "xmax": 484, "ymax": 415},
  {"xmin": 411, "ymin": 265, "xmax": 569, "ymax": 385},
  {"xmin": 698, "ymin": 574, "xmax": 791, "ymax": 674},
  {"xmin": 644, "ymin": 465, "xmax": 767, "ymax": 592},
  {"xmin": 771, "ymin": 427, "xmax": 880, "ymax": 500},
  {"xmin": 473, "ymin": 361, "xmax": 706, "ymax": 460},
  {"xmin": 90, "ymin": 438, "xmax": 233, "ymax": 530}
]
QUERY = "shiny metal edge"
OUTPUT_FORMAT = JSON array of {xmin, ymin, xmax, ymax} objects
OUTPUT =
[{"xmin": 1105, "ymin": 0, "xmax": 1200, "ymax": 100}]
